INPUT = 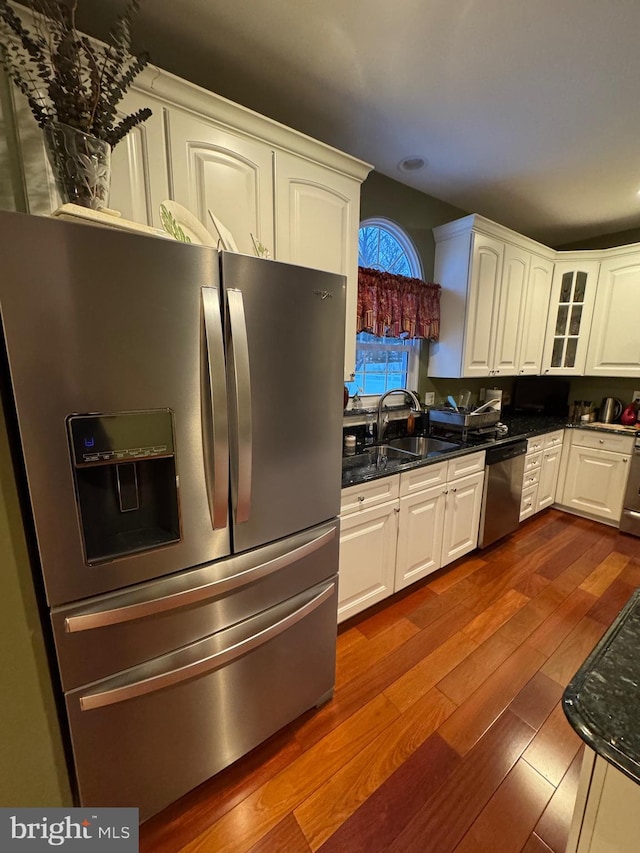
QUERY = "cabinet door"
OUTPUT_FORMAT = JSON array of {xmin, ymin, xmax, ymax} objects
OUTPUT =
[
  {"xmin": 168, "ymin": 109, "xmax": 274, "ymax": 256},
  {"xmin": 492, "ymin": 243, "xmax": 529, "ymax": 376},
  {"xmin": 536, "ymin": 446, "xmax": 562, "ymax": 511},
  {"xmin": 338, "ymin": 501, "xmax": 398, "ymax": 623},
  {"xmin": 395, "ymin": 485, "xmax": 446, "ymax": 591},
  {"xmin": 561, "ymin": 446, "xmax": 630, "ymax": 523},
  {"xmin": 463, "ymin": 234, "xmax": 504, "ymax": 376},
  {"xmin": 109, "ymin": 90, "xmax": 169, "ymax": 228},
  {"xmin": 542, "ymin": 260, "xmax": 600, "ymax": 375},
  {"xmin": 441, "ymin": 471, "xmax": 485, "ymax": 566},
  {"xmin": 275, "ymin": 152, "xmax": 360, "ymax": 382},
  {"xmin": 517, "ymin": 254, "xmax": 554, "ymax": 375},
  {"xmin": 585, "ymin": 255, "xmax": 640, "ymax": 377}
]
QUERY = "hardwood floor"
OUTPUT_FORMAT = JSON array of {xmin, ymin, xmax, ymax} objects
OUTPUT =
[{"xmin": 140, "ymin": 509, "xmax": 638, "ymax": 852}]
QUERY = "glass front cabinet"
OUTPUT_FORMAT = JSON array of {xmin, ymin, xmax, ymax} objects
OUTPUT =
[{"xmin": 541, "ymin": 259, "xmax": 600, "ymax": 374}]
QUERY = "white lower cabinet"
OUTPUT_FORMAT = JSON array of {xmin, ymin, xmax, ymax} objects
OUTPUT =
[
  {"xmin": 559, "ymin": 430, "xmax": 633, "ymax": 525},
  {"xmin": 520, "ymin": 430, "xmax": 564, "ymax": 520},
  {"xmin": 395, "ymin": 483, "xmax": 446, "ymax": 591},
  {"xmin": 339, "ymin": 453, "xmax": 485, "ymax": 621},
  {"xmin": 567, "ymin": 749, "xmax": 640, "ymax": 853},
  {"xmin": 441, "ymin": 471, "xmax": 485, "ymax": 566},
  {"xmin": 338, "ymin": 498, "xmax": 399, "ymax": 623}
]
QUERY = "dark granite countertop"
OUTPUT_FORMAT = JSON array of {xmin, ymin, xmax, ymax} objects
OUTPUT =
[
  {"xmin": 341, "ymin": 414, "xmax": 567, "ymax": 489},
  {"xmin": 563, "ymin": 589, "xmax": 640, "ymax": 785}
]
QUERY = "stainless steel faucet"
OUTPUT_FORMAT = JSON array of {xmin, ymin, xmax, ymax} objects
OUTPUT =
[{"xmin": 376, "ymin": 388, "xmax": 422, "ymax": 444}]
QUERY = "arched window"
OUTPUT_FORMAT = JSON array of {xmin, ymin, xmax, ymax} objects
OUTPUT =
[
  {"xmin": 348, "ymin": 218, "xmax": 423, "ymax": 398},
  {"xmin": 358, "ymin": 217, "xmax": 423, "ymax": 278}
]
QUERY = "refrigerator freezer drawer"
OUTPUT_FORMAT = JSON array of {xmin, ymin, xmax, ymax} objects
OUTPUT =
[
  {"xmin": 52, "ymin": 519, "xmax": 339, "ymax": 690},
  {"xmin": 65, "ymin": 577, "xmax": 338, "ymax": 821}
]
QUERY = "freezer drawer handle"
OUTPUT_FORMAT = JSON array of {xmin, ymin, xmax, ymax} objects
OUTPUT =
[
  {"xmin": 201, "ymin": 287, "xmax": 229, "ymax": 529},
  {"xmin": 64, "ymin": 526, "xmax": 337, "ymax": 633},
  {"xmin": 78, "ymin": 581, "xmax": 335, "ymax": 711},
  {"xmin": 227, "ymin": 288, "xmax": 252, "ymax": 523}
]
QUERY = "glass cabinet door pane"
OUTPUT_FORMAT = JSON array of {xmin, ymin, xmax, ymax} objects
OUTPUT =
[
  {"xmin": 570, "ymin": 305, "xmax": 583, "ymax": 335},
  {"xmin": 574, "ymin": 271, "xmax": 587, "ymax": 302},
  {"xmin": 559, "ymin": 272, "xmax": 573, "ymax": 302},
  {"xmin": 551, "ymin": 338, "xmax": 564, "ymax": 367},
  {"xmin": 565, "ymin": 338, "xmax": 578, "ymax": 368},
  {"xmin": 555, "ymin": 305, "xmax": 569, "ymax": 335}
]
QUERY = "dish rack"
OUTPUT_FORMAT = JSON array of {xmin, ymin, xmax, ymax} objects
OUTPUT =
[{"xmin": 429, "ymin": 407, "xmax": 500, "ymax": 441}]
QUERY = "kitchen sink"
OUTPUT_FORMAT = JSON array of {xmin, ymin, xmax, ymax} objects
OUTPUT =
[
  {"xmin": 342, "ymin": 443, "xmax": 420, "ymax": 474},
  {"xmin": 387, "ymin": 436, "xmax": 460, "ymax": 456}
]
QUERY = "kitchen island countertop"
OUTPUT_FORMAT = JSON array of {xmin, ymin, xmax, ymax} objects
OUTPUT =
[{"xmin": 563, "ymin": 588, "xmax": 640, "ymax": 786}]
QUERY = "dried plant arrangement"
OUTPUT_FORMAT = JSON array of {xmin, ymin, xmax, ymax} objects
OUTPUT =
[{"xmin": 0, "ymin": 0, "xmax": 151, "ymax": 148}]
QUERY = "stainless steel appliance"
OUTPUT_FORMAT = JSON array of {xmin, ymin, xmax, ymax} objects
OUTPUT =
[
  {"xmin": 620, "ymin": 435, "xmax": 640, "ymax": 537},
  {"xmin": 478, "ymin": 439, "xmax": 528, "ymax": 548},
  {"xmin": 600, "ymin": 397, "xmax": 623, "ymax": 424},
  {"xmin": 0, "ymin": 211, "xmax": 345, "ymax": 820}
]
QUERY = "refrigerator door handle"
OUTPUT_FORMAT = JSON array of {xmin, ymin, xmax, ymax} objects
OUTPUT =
[
  {"xmin": 227, "ymin": 288, "xmax": 252, "ymax": 523},
  {"xmin": 78, "ymin": 581, "xmax": 335, "ymax": 711},
  {"xmin": 201, "ymin": 287, "xmax": 229, "ymax": 529},
  {"xmin": 63, "ymin": 525, "xmax": 337, "ymax": 632}
]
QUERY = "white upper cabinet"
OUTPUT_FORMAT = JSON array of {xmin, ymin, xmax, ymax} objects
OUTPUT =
[
  {"xmin": 431, "ymin": 215, "xmax": 554, "ymax": 378},
  {"xmin": 463, "ymin": 233, "xmax": 504, "ymax": 376},
  {"xmin": 109, "ymin": 91, "xmax": 170, "ymax": 228},
  {"xmin": 274, "ymin": 152, "xmax": 361, "ymax": 379},
  {"xmin": 167, "ymin": 109, "xmax": 275, "ymax": 257},
  {"xmin": 517, "ymin": 254, "xmax": 554, "ymax": 375},
  {"xmin": 541, "ymin": 259, "xmax": 600, "ymax": 375},
  {"xmin": 493, "ymin": 243, "xmax": 529, "ymax": 375},
  {"xmin": 585, "ymin": 251, "xmax": 640, "ymax": 377}
]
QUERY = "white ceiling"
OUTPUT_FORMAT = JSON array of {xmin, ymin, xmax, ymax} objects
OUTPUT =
[{"xmin": 76, "ymin": 0, "xmax": 640, "ymax": 247}]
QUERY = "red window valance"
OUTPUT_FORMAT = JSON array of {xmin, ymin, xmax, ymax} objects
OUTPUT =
[{"xmin": 356, "ymin": 267, "xmax": 441, "ymax": 341}]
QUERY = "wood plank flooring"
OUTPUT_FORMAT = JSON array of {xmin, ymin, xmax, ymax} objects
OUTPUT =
[{"xmin": 140, "ymin": 509, "xmax": 638, "ymax": 852}]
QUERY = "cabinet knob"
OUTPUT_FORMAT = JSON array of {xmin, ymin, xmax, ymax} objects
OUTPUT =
[
  {"xmin": 623, "ymin": 458, "xmax": 628, "ymax": 463},
  {"xmin": 394, "ymin": 506, "xmax": 400, "ymax": 513},
  {"xmin": 452, "ymin": 487, "xmax": 457, "ymax": 493},
  {"xmin": 599, "ymin": 439, "xmax": 604, "ymax": 444},
  {"xmin": 358, "ymin": 495, "xmax": 365, "ymax": 502}
]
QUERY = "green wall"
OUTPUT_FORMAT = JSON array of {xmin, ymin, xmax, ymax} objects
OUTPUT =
[
  {"xmin": 0, "ymin": 404, "xmax": 72, "ymax": 806},
  {"xmin": 360, "ymin": 171, "xmax": 466, "ymax": 283}
]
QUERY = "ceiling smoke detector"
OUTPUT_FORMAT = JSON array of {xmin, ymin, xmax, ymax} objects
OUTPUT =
[{"xmin": 398, "ymin": 156, "xmax": 427, "ymax": 173}]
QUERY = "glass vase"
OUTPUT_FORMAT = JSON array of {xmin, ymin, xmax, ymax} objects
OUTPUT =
[{"xmin": 44, "ymin": 122, "xmax": 111, "ymax": 210}]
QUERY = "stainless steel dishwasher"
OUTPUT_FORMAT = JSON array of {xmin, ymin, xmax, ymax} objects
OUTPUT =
[{"xmin": 478, "ymin": 438, "xmax": 528, "ymax": 548}]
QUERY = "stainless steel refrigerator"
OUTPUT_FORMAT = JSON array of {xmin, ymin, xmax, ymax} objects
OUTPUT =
[{"xmin": 0, "ymin": 210, "xmax": 345, "ymax": 820}]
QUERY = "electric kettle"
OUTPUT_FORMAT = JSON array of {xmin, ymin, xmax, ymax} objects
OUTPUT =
[{"xmin": 600, "ymin": 397, "xmax": 623, "ymax": 423}]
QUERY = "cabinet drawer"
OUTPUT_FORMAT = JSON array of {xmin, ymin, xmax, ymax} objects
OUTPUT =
[
  {"xmin": 527, "ymin": 436, "xmax": 545, "ymax": 454},
  {"xmin": 524, "ymin": 451, "xmax": 543, "ymax": 472},
  {"xmin": 543, "ymin": 430, "xmax": 564, "ymax": 449},
  {"xmin": 340, "ymin": 475, "xmax": 400, "ymax": 514},
  {"xmin": 571, "ymin": 429, "xmax": 635, "ymax": 454},
  {"xmin": 399, "ymin": 461, "xmax": 447, "ymax": 496},
  {"xmin": 446, "ymin": 451, "xmax": 485, "ymax": 481},
  {"xmin": 520, "ymin": 484, "xmax": 538, "ymax": 521},
  {"xmin": 522, "ymin": 468, "xmax": 540, "ymax": 489}
]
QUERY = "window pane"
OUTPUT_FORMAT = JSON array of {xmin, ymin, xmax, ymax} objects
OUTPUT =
[
  {"xmin": 570, "ymin": 305, "xmax": 583, "ymax": 335},
  {"xmin": 574, "ymin": 272, "xmax": 587, "ymax": 302},
  {"xmin": 555, "ymin": 305, "xmax": 568, "ymax": 335},
  {"xmin": 386, "ymin": 373, "xmax": 405, "ymax": 388},
  {"xmin": 559, "ymin": 272, "xmax": 573, "ymax": 302},
  {"xmin": 565, "ymin": 338, "xmax": 578, "ymax": 367},
  {"xmin": 364, "ymin": 375, "xmax": 388, "ymax": 395},
  {"xmin": 551, "ymin": 338, "xmax": 564, "ymax": 367}
]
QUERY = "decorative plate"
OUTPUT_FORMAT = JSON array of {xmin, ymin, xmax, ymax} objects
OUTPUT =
[
  {"xmin": 208, "ymin": 210, "xmax": 240, "ymax": 252},
  {"xmin": 159, "ymin": 201, "xmax": 217, "ymax": 247}
]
